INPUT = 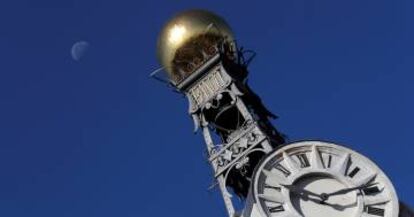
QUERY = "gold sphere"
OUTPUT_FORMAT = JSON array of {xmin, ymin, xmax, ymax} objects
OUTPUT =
[{"xmin": 157, "ymin": 9, "xmax": 235, "ymax": 84}]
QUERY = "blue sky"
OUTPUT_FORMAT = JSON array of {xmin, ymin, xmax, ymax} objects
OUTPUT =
[{"xmin": 0, "ymin": 0, "xmax": 412, "ymax": 216}]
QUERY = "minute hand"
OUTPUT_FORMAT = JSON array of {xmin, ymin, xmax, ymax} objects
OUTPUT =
[{"xmin": 325, "ymin": 182, "xmax": 377, "ymax": 197}]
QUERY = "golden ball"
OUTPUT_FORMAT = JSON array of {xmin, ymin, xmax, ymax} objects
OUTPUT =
[{"xmin": 157, "ymin": 9, "xmax": 235, "ymax": 84}]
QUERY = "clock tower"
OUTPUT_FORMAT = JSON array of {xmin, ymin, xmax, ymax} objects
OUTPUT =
[{"xmin": 153, "ymin": 9, "xmax": 412, "ymax": 217}]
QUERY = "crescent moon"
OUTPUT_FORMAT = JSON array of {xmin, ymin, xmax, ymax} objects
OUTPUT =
[{"xmin": 71, "ymin": 41, "xmax": 90, "ymax": 61}]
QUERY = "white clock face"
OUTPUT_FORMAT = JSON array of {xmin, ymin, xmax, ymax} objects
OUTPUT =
[{"xmin": 252, "ymin": 141, "xmax": 399, "ymax": 217}]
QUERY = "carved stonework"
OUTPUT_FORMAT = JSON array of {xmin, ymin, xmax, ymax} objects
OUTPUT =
[
  {"xmin": 209, "ymin": 125, "xmax": 266, "ymax": 177},
  {"xmin": 168, "ymin": 46, "xmax": 284, "ymax": 217},
  {"xmin": 187, "ymin": 65, "xmax": 230, "ymax": 111},
  {"xmin": 175, "ymin": 49, "xmax": 285, "ymax": 216}
]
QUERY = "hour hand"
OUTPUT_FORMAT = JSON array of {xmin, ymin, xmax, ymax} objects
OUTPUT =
[{"xmin": 281, "ymin": 184, "xmax": 322, "ymax": 200}]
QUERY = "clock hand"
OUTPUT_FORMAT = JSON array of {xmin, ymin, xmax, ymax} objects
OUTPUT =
[
  {"xmin": 307, "ymin": 196, "xmax": 358, "ymax": 211},
  {"xmin": 322, "ymin": 173, "xmax": 378, "ymax": 199},
  {"xmin": 321, "ymin": 182, "xmax": 378, "ymax": 200},
  {"xmin": 284, "ymin": 187, "xmax": 349, "ymax": 209},
  {"xmin": 281, "ymin": 184, "xmax": 322, "ymax": 200}
]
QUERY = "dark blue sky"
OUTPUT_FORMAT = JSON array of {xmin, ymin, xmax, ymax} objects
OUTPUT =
[{"xmin": 0, "ymin": 0, "xmax": 413, "ymax": 216}]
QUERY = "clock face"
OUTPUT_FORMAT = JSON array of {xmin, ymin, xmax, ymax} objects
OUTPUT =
[{"xmin": 252, "ymin": 141, "xmax": 399, "ymax": 217}]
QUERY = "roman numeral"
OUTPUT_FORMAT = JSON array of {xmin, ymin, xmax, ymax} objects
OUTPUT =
[
  {"xmin": 348, "ymin": 167, "xmax": 360, "ymax": 178},
  {"xmin": 296, "ymin": 154, "xmax": 310, "ymax": 168},
  {"xmin": 275, "ymin": 163, "xmax": 291, "ymax": 177},
  {"xmin": 268, "ymin": 205, "xmax": 284, "ymax": 213},
  {"xmin": 326, "ymin": 155, "xmax": 332, "ymax": 168},
  {"xmin": 363, "ymin": 186, "xmax": 381, "ymax": 195},
  {"xmin": 282, "ymin": 152, "xmax": 300, "ymax": 173},
  {"xmin": 365, "ymin": 206, "xmax": 385, "ymax": 216},
  {"xmin": 264, "ymin": 184, "xmax": 281, "ymax": 191}
]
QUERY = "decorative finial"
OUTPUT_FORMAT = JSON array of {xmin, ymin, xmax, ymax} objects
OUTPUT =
[{"xmin": 157, "ymin": 9, "xmax": 236, "ymax": 84}]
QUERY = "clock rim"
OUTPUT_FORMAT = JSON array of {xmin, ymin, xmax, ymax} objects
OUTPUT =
[{"xmin": 250, "ymin": 140, "xmax": 400, "ymax": 217}]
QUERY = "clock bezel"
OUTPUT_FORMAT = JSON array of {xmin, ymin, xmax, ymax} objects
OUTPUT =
[{"xmin": 251, "ymin": 140, "xmax": 399, "ymax": 217}]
